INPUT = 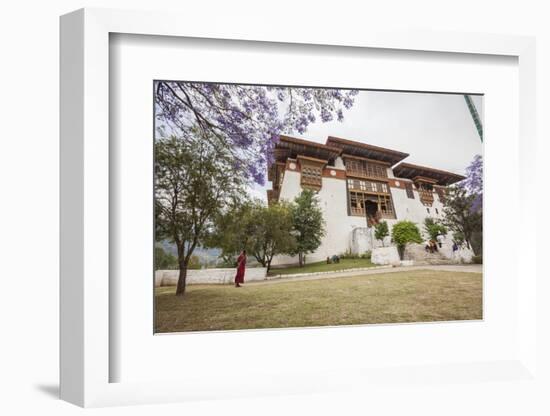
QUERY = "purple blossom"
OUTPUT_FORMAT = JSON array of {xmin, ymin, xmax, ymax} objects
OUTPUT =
[
  {"xmin": 320, "ymin": 108, "xmax": 333, "ymax": 122},
  {"xmin": 343, "ymin": 97, "xmax": 354, "ymax": 109},
  {"xmin": 459, "ymin": 154, "xmax": 483, "ymax": 213},
  {"xmin": 154, "ymin": 81, "xmax": 358, "ymax": 184}
]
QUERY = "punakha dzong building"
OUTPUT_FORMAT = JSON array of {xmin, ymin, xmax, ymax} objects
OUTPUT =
[{"xmin": 267, "ymin": 135, "xmax": 469, "ymax": 266}]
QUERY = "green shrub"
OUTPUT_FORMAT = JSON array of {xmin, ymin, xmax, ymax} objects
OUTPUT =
[
  {"xmin": 391, "ymin": 220, "xmax": 423, "ymax": 260},
  {"xmin": 374, "ymin": 221, "xmax": 389, "ymax": 246},
  {"xmin": 154, "ymin": 246, "xmax": 178, "ymax": 270},
  {"xmin": 424, "ymin": 217, "xmax": 447, "ymax": 240},
  {"xmin": 188, "ymin": 255, "xmax": 202, "ymax": 269},
  {"xmin": 339, "ymin": 249, "xmax": 371, "ymax": 260}
]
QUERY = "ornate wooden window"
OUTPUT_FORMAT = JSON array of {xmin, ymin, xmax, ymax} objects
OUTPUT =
[
  {"xmin": 435, "ymin": 187, "xmax": 447, "ymax": 204},
  {"xmin": 405, "ymin": 182, "xmax": 415, "ymax": 199},
  {"xmin": 347, "ymin": 178, "xmax": 389, "ymax": 194},
  {"xmin": 378, "ymin": 194, "xmax": 395, "ymax": 217},
  {"xmin": 417, "ymin": 183, "xmax": 434, "ymax": 206},
  {"xmin": 297, "ymin": 155, "xmax": 326, "ymax": 191},
  {"xmin": 347, "ymin": 190, "xmax": 396, "ymax": 219},
  {"xmin": 345, "ymin": 158, "xmax": 388, "ymax": 179},
  {"xmin": 300, "ymin": 164, "xmax": 322, "ymax": 189},
  {"xmin": 349, "ymin": 191, "xmax": 365, "ymax": 216}
]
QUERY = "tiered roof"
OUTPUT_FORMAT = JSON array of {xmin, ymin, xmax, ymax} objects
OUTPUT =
[
  {"xmin": 393, "ymin": 162, "xmax": 465, "ymax": 186},
  {"xmin": 270, "ymin": 135, "xmax": 465, "ymax": 186},
  {"xmin": 273, "ymin": 135, "xmax": 341, "ymax": 164},
  {"xmin": 326, "ymin": 136, "xmax": 409, "ymax": 165},
  {"xmin": 273, "ymin": 135, "xmax": 408, "ymax": 166}
]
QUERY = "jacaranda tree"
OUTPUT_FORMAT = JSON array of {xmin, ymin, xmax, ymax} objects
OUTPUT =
[
  {"xmin": 460, "ymin": 154, "xmax": 483, "ymax": 213},
  {"xmin": 155, "ymin": 82, "xmax": 359, "ymax": 184},
  {"xmin": 443, "ymin": 154, "xmax": 483, "ymax": 256}
]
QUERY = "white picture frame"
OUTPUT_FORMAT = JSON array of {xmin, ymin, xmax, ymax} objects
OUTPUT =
[{"xmin": 60, "ymin": 8, "xmax": 537, "ymax": 408}]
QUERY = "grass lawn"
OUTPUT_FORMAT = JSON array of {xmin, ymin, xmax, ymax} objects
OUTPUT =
[
  {"xmin": 155, "ymin": 269, "xmax": 482, "ymax": 333},
  {"xmin": 269, "ymin": 257, "xmax": 375, "ymax": 276}
]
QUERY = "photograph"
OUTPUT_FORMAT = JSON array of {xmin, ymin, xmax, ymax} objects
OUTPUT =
[{"xmin": 153, "ymin": 81, "xmax": 483, "ymax": 333}]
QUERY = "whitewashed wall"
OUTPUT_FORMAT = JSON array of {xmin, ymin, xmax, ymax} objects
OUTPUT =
[
  {"xmin": 390, "ymin": 184, "xmax": 446, "ymax": 226},
  {"xmin": 272, "ymin": 163, "xmax": 464, "ymax": 266},
  {"xmin": 155, "ymin": 267, "xmax": 267, "ymax": 286},
  {"xmin": 273, "ymin": 166, "xmax": 366, "ymax": 265}
]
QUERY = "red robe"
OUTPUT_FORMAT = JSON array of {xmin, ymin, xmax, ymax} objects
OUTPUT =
[{"xmin": 234, "ymin": 253, "xmax": 246, "ymax": 284}]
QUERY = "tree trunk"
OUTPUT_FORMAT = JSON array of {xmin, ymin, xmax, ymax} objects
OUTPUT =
[
  {"xmin": 254, "ymin": 254, "xmax": 267, "ymax": 268},
  {"xmin": 298, "ymin": 252, "xmax": 304, "ymax": 267},
  {"xmin": 397, "ymin": 245, "xmax": 405, "ymax": 261},
  {"xmin": 175, "ymin": 264, "xmax": 188, "ymax": 296}
]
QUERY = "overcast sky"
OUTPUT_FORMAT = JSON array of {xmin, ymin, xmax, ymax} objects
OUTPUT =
[{"xmin": 251, "ymin": 90, "xmax": 483, "ymax": 201}]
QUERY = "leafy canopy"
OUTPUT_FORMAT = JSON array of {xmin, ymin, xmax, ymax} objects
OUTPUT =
[
  {"xmin": 155, "ymin": 132, "xmax": 247, "ymax": 294},
  {"xmin": 391, "ymin": 221, "xmax": 423, "ymax": 248},
  {"xmin": 423, "ymin": 217, "xmax": 447, "ymax": 241},
  {"xmin": 441, "ymin": 186, "xmax": 482, "ymax": 255},
  {"xmin": 247, "ymin": 202, "xmax": 297, "ymax": 271},
  {"xmin": 374, "ymin": 221, "xmax": 389, "ymax": 246},
  {"xmin": 154, "ymin": 246, "xmax": 178, "ymax": 270},
  {"xmin": 289, "ymin": 190, "xmax": 326, "ymax": 263},
  {"xmin": 207, "ymin": 200, "xmax": 297, "ymax": 272}
]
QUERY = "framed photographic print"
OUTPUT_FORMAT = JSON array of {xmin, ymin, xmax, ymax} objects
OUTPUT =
[
  {"xmin": 152, "ymin": 81, "xmax": 483, "ymax": 334},
  {"xmin": 60, "ymin": 8, "xmax": 538, "ymax": 408}
]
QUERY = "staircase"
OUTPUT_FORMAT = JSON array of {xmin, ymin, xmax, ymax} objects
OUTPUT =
[{"xmin": 404, "ymin": 243, "xmax": 455, "ymax": 265}]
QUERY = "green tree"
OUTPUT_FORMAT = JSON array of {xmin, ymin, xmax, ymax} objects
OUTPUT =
[
  {"xmin": 289, "ymin": 190, "xmax": 326, "ymax": 267},
  {"xmin": 248, "ymin": 202, "xmax": 297, "ymax": 272},
  {"xmin": 155, "ymin": 133, "xmax": 246, "ymax": 296},
  {"xmin": 441, "ymin": 186, "xmax": 482, "ymax": 255},
  {"xmin": 154, "ymin": 246, "xmax": 178, "ymax": 270},
  {"xmin": 391, "ymin": 220, "xmax": 423, "ymax": 260},
  {"xmin": 188, "ymin": 255, "xmax": 201, "ymax": 270},
  {"xmin": 423, "ymin": 217, "xmax": 447, "ymax": 241},
  {"xmin": 374, "ymin": 221, "xmax": 389, "ymax": 247},
  {"xmin": 208, "ymin": 200, "xmax": 297, "ymax": 272},
  {"xmin": 206, "ymin": 199, "xmax": 255, "ymax": 266}
]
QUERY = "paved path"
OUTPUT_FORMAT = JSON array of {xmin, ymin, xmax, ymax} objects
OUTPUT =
[{"xmin": 247, "ymin": 264, "xmax": 482, "ymax": 286}]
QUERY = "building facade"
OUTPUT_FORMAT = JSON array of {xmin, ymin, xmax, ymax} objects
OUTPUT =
[{"xmin": 267, "ymin": 135, "xmax": 466, "ymax": 265}]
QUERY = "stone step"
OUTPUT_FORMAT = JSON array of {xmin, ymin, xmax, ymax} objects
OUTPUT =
[{"xmin": 408, "ymin": 259, "xmax": 450, "ymax": 264}]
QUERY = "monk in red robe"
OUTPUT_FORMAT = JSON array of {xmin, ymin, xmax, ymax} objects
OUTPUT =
[{"xmin": 234, "ymin": 250, "xmax": 247, "ymax": 287}]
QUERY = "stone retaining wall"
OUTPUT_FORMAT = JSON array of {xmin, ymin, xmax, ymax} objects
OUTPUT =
[
  {"xmin": 371, "ymin": 246, "xmax": 401, "ymax": 266},
  {"xmin": 372, "ymin": 242, "xmax": 474, "ymax": 266},
  {"xmin": 155, "ymin": 267, "xmax": 268, "ymax": 287}
]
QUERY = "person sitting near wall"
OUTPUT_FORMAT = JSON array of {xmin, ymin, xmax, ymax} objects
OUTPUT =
[
  {"xmin": 331, "ymin": 254, "xmax": 340, "ymax": 264},
  {"xmin": 452, "ymin": 241, "xmax": 459, "ymax": 256}
]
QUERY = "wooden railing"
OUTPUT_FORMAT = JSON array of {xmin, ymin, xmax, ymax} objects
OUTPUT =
[{"xmin": 345, "ymin": 159, "xmax": 388, "ymax": 179}]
